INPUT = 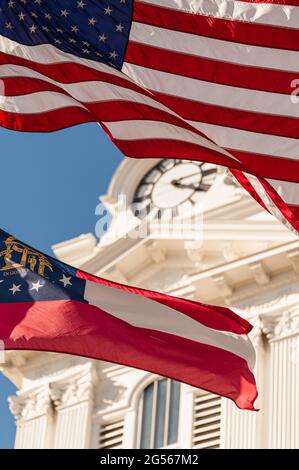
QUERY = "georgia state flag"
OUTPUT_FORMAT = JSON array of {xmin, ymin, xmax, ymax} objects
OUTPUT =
[{"xmin": 0, "ymin": 228, "xmax": 257, "ymax": 410}]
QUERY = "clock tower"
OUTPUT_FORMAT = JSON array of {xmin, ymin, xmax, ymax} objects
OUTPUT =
[{"xmin": 2, "ymin": 157, "xmax": 299, "ymax": 449}]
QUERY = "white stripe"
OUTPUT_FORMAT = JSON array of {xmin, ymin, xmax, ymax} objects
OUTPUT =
[
  {"xmin": 84, "ymin": 279, "xmax": 256, "ymax": 369},
  {"xmin": 0, "ymin": 64, "xmax": 184, "ymax": 117},
  {"xmin": 139, "ymin": 0, "xmax": 299, "ymax": 29},
  {"xmin": 0, "ymin": 34, "xmax": 133, "ymax": 81},
  {"xmin": 122, "ymin": 63, "xmax": 298, "ymax": 118},
  {"xmin": 0, "ymin": 91, "xmax": 86, "ymax": 114},
  {"xmin": 0, "ymin": 66, "xmax": 233, "ymax": 160},
  {"xmin": 267, "ymin": 179, "xmax": 299, "ymax": 205},
  {"xmin": 189, "ymin": 121, "xmax": 299, "ymax": 161},
  {"xmin": 128, "ymin": 21, "xmax": 299, "ymax": 72},
  {"xmin": 103, "ymin": 119, "xmax": 233, "ymax": 157},
  {"xmin": 244, "ymin": 172, "xmax": 297, "ymax": 234}
]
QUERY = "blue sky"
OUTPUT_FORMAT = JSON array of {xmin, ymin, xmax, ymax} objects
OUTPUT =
[{"xmin": 0, "ymin": 123, "xmax": 123, "ymax": 448}]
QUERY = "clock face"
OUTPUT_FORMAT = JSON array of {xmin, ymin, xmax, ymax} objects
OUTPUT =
[{"xmin": 132, "ymin": 159, "xmax": 217, "ymax": 219}]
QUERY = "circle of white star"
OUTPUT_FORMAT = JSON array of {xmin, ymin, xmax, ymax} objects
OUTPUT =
[
  {"xmin": 9, "ymin": 284, "xmax": 21, "ymax": 295},
  {"xmin": 59, "ymin": 275, "xmax": 72, "ymax": 288},
  {"xmin": 30, "ymin": 280, "xmax": 43, "ymax": 292}
]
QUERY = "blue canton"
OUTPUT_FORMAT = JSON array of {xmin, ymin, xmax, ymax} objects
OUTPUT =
[
  {"xmin": 0, "ymin": 0, "xmax": 133, "ymax": 69},
  {"xmin": 0, "ymin": 230, "xmax": 86, "ymax": 303}
]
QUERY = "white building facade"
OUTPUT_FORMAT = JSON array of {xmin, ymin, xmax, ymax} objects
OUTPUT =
[{"xmin": 2, "ymin": 158, "xmax": 299, "ymax": 449}]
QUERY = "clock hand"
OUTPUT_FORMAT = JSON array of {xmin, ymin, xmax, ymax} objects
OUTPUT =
[
  {"xmin": 171, "ymin": 171, "xmax": 200, "ymax": 185},
  {"xmin": 172, "ymin": 182, "xmax": 211, "ymax": 191}
]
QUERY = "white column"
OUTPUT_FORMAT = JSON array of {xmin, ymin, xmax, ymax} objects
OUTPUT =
[
  {"xmin": 221, "ymin": 322, "xmax": 265, "ymax": 449},
  {"xmin": 122, "ymin": 410, "xmax": 136, "ymax": 449},
  {"xmin": 50, "ymin": 367, "xmax": 95, "ymax": 449},
  {"xmin": 266, "ymin": 310, "xmax": 299, "ymax": 449},
  {"xmin": 9, "ymin": 386, "xmax": 54, "ymax": 449}
]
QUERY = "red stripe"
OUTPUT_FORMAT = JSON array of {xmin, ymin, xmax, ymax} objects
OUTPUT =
[
  {"xmin": 125, "ymin": 41, "xmax": 296, "ymax": 96},
  {"xmin": 0, "ymin": 106, "xmax": 95, "ymax": 132},
  {"xmin": 0, "ymin": 51, "xmax": 148, "ymax": 96},
  {"xmin": 108, "ymin": 137, "xmax": 247, "ymax": 171},
  {"xmin": 0, "ymin": 76, "xmax": 225, "ymax": 142},
  {"xmin": 0, "ymin": 300, "xmax": 257, "ymax": 409},
  {"xmin": 0, "ymin": 104, "xmax": 244, "ymax": 170},
  {"xmin": 77, "ymin": 270, "xmax": 252, "ymax": 334},
  {"xmin": 133, "ymin": 1, "xmax": 299, "ymax": 52},
  {"xmin": 230, "ymin": 149, "xmax": 299, "ymax": 183},
  {"xmin": 231, "ymin": 169, "xmax": 299, "ymax": 232},
  {"xmin": 152, "ymin": 91, "xmax": 299, "ymax": 140}
]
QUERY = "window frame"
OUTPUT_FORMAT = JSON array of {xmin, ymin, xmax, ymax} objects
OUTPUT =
[{"xmin": 136, "ymin": 378, "xmax": 181, "ymax": 449}]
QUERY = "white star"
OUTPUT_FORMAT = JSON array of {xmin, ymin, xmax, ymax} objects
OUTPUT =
[
  {"xmin": 8, "ymin": 1, "xmax": 14, "ymax": 8},
  {"xmin": 69, "ymin": 38, "xmax": 77, "ymax": 43},
  {"xmin": 88, "ymin": 17, "xmax": 97, "ymax": 26},
  {"xmin": 30, "ymin": 280, "xmax": 43, "ymax": 292},
  {"xmin": 120, "ymin": 0, "xmax": 126, "ymax": 3},
  {"xmin": 45, "ymin": 13, "xmax": 52, "ymax": 20},
  {"xmin": 56, "ymin": 27, "xmax": 64, "ymax": 33},
  {"xmin": 59, "ymin": 275, "xmax": 72, "ymax": 288},
  {"xmin": 82, "ymin": 41, "xmax": 90, "ymax": 47},
  {"xmin": 9, "ymin": 284, "xmax": 21, "ymax": 295},
  {"xmin": 99, "ymin": 33, "xmax": 107, "ymax": 42},
  {"xmin": 42, "ymin": 26, "xmax": 49, "ymax": 32},
  {"xmin": 77, "ymin": 0, "xmax": 86, "ymax": 8},
  {"xmin": 104, "ymin": 6, "xmax": 113, "ymax": 15},
  {"xmin": 31, "ymin": 12, "xmax": 38, "ymax": 18},
  {"xmin": 109, "ymin": 50, "xmax": 118, "ymax": 60},
  {"xmin": 82, "ymin": 49, "xmax": 90, "ymax": 54},
  {"xmin": 5, "ymin": 22, "xmax": 13, "ymax": 30},
  {"xmin": 71, "ymin": 25, "xmax": 79, "ymax": 33},
  {"xmin": 18, "ymin": 12, "xmax": 26, "ymax": 21},
  {"xmin": 116, "ymin": 23, "xmax": 124, "ymax": 33},
  {"xmin": 54, "ymin": 39, "xmax": 62, "ymax": 44},
  {"xmin": 29, "ymin": 24, "xmax": 37, "ymax": 34},
  {"xmin": 34, "ymin": 0, "xmax": 42, "ymax": 4},
  {"xmin": 61, "ymin": 9, "xmax": 69, "ymax": 17}
]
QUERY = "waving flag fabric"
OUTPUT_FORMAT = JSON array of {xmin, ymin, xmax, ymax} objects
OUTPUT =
[
  {"xmin": 0, "ymin": 0, "xmax": 298, "ymax": 232},
  {"xmin": 0, "ymin": 229, "xmax": 257, "ymax": 410}
]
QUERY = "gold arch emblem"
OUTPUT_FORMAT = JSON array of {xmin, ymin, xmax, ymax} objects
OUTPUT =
[{"xmin": 0, "ymin": 236, "xmax": 53, "ymax": 277}]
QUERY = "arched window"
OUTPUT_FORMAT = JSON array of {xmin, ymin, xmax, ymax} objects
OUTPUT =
[{"xmin": 138, "ymin": 378, "xmax": 181, "ymax": 449}]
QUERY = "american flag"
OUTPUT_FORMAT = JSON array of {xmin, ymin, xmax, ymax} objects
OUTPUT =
[{"xmin": 1, "ymin": 0, "xmax": 299, "ymax": 232}]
